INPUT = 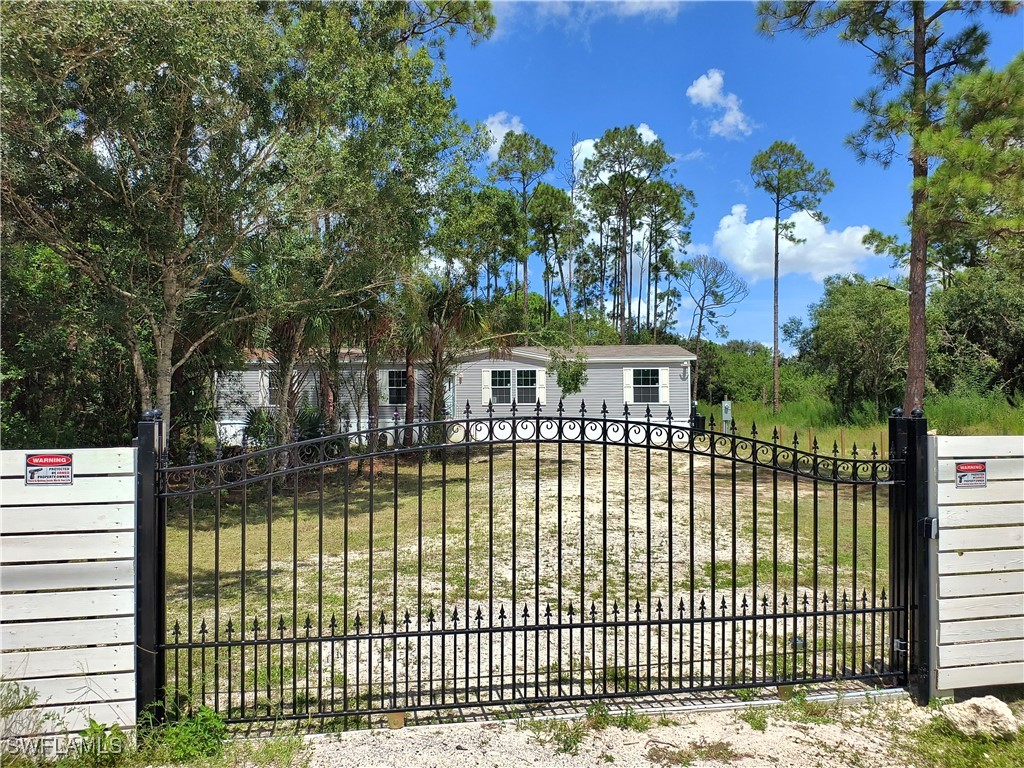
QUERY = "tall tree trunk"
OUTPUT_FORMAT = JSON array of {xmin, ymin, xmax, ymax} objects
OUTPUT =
[
  {"xmin": 772, "ymin": 200, "xmax": 781, "ymax": 415},
  {"xmin": 619, "ymin": 213, "xmax": 628, "ymax": 343},
  {"xmin": 905, "ymin": 1, "xmax": 928, "ymax": 413}
]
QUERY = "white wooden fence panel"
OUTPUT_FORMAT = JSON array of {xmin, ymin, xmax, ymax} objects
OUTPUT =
[
  {"xmin": 0, "ymin": 476, "xmax": 134, "ymax": 506},
  {"xmin": 15, "ymin": 674, "xmax": 136, "ymax": 707},
  {"xmin": 0, "ymin": 504, "xmax": 135, "ymax": 534},
  {"xmin": 938, "ymin": 662, "xmax": 1024, "ymax": 691},
  {"xmin": 937, "ymin": 571, "xmax": 1024, "ymax": 597},
  {"xmin": 938, "ymin": 617, "xmax": 1024, "ymax": 644},
  {"xmin": 1, "ymin": 447, "xmax": 136, "ymax": 738},
  {"xmin": 1, "ymin": 589, "xmax": 134, "ymax": 622},
  {"xmin": 937, "ymin": 457, "xmax": 1024, "ymax": 483},
  {"xmin": 2, "ymin": 618, "xmax": 134, "ymax": 652},
  {"xmin": 935, "ymin": 435, "xmax": 1024, "ymax": 456},
  {"xmin": 939, "ymin": 503, "xmax": 1024, "ymax": 528},
  {"xmin": 938, "ymin": 639, "xmax": 1024, "ymax": 667},
  {"xmin": 29, "ymin": 702, "xmax": 136, "ymax": 737},
  {"xmin": 0, "ymin": 448, "xmax": 134, "ymax": 477},
  {"xmin": 937, "ymin": 594, "xmax": 1024, "ymax": 621},
  {"xmin": 2, "ymin": 533, "xmax": 134, "ymax": 563},
  {"xmin": 0, "ymin": 560, "xmax": 134, "ymax": 592},
  {"xmin": 1, "ymin": 646, "xmax": 134, "ymax": 678},
  {"xmin": 931, "ymin": 434, "xmax": 1024, "ymax": 697},
  {"xmin": 937, "ymin": 548, "xmax": 1024, "ymax": 575},
  {"xmin": 937, "ymin": 480, "xmax": 1024, "ymax": 506},
  {"xmin": 937, "ymin": 525, "xmax": 1024, "ymax": 552}
]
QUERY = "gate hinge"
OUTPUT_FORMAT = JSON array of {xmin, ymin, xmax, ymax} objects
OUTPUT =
[
  {"xmin": 893, "ymin": 638, "xmax": 909, "ymax": 655},
  {"xmin": 920, "ymin": 517, "xmax": 939, "ymax": 540}
]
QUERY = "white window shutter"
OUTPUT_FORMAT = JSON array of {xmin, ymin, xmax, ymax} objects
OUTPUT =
[
  {"xmin": 623, "ymin": 368, "xmax": 633, "ymax": 404},
  {"xmin": 537, "ymin": 371, "xmax": 547, "ymax": 406},
  {"xmin": 481, "ymin": 369, "xmax": 491, "ymax": 405},
  {"xmin": 659, "ymin": 368, "xmax": 670, "ymax": 404}
]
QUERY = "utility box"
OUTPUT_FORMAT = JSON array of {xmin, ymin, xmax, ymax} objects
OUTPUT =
[{"xmin": 721, "ymin": 399, "xmax": 733, "ymax": 428}]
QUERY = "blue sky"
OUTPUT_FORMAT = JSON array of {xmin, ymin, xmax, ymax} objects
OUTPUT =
[{"xmin": 440, "ymin": 0, "xmax": 1023, "ymax": 349}]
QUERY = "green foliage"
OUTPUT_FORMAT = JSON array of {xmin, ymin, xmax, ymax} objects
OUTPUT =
[
  {"xmin": 149, "ymin": 706, "xmax": 227, "ymax": 763},
  {"xmin": 244, "ymin": 408, "xmax": 278, "ymax": 448},
  {"xmin": 739, "ymin": 707, "xmax": 769, "ymax": 732},
  {"xmin": 74, "ymin": 720, "xmax": 129, "ymax": 768},
  {"xmin": 0, "ymin": 245, "xmax": 138, "ymax": 448},
  {"xmin": 908, "ymin": 713, "xmax": 1024, "ymax": 768}
]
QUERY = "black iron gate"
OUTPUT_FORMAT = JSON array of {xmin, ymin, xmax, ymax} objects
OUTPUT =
[{"xmin": 136, "ymin": 404, "xmax": 930, "ymax": 724}]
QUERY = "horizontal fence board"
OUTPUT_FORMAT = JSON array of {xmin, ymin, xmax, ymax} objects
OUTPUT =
[
  {"xmin": 937, "ymin": 662, "xmax": 1024, "ymax": 691},
  {"xmin": 939, "ymin": 503, "xmax": 1024, "ymax": 528},
  {"xmin": 0, "ymin": 560, "xmax": 134, "ymax": 592},
  {"xmin": 938, "ymin": 594, "xmax": 1024, "ymax": 621},
  {"xmin": 0, "ymin": 532, "xmax": 133, "ymax": 564},
  {"xmin": 1, "ymin": 589, "xmax": 134, "ymax": 622},
  {"xmin": 1, "ymin": 617, "xmax": 134, "ymax": 651},
  {"xmin": 0, "ymin": 504, "xmax": 135, "ymax": 535},
  {"xmin": 0, "ymin": 448, "xmax": 134, "ymax": 478},
  {"xmin": 1, "ymin": 645, "xmax": 134, "ymax": 678},
  {"xmin": 937, "ymin": 571, "xmax": 1024, "ymax": 598},
  {"xmin": 937, "ymin": 548, "xmax": 1024, "ymax": 575},
  {"xmin": 938, "ymin": 457, "xmax": 1024, "ymax": 483},
  {"xmin": 939, "ymin": 617, "xmax": 1024, "ymax": 644},
  {"xmin": 0, "ymin": 476, "xmax": 134, "ymax": 507},
  {"xmin": 17, "ymin": 673, "xmax": 135, "ymax": 707},
  {"xmin": 937, "ymin": 436, "xmax": 1024, "ymax": 458},
  {"xmin": 24, "ymin": 701, "xmax": 136, "ymax": 736},
  {"xmin": 937, "ymin": 480, "xmax": 1024, "ymax": 506},
  {"xmin": 938, "ymin": 525, "xmax": 1024, "ymax": 553},
  {"xmin": 938, "ymin": 639, "xmax": 1024, "ymax": 667}
]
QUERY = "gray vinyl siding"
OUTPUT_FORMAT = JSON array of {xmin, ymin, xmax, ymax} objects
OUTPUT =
[
  {"xmin": 451, "ymin": 353, "xmax": 692, "ymax": 422},
  {"xmin": 216, "ymin": 369, "xmax": 265, "ymax": 421}
]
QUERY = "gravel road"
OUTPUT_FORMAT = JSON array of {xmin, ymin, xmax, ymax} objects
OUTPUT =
[{"xmin": 300, "ymin": 691, "xmax": 929, "ymax": 768}]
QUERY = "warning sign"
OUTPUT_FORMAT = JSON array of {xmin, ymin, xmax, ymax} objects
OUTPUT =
[
  {"xmin": 955, "ymin": 461, "xmax": 987, "ymax": 488},
  {"xmin": 25, "ymin": 453, "xmax": 73, "ymax": 485}
]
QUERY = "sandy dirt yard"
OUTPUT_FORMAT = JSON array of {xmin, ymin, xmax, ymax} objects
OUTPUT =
[{"xmin": 299, "ymin": 692, "xmax": 933, "ymax": 768}]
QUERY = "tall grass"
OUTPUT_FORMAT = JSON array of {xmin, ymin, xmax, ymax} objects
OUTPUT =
[{"xmin": 699, "ymin": 392, "xmax": 1022, "ymax": 457}]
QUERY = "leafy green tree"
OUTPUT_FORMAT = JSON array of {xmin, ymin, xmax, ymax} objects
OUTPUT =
[
  {"xmin": 928, "ymin": 265, "xmax": 1024, "ymax": 399},
  {"xmin": 920, "ymin": 52, "xmax": 1024, "ymax": 269},
  {"xmin": 750, "ymin": 140, "xmax": 833, "ymax": 414},
  {"xmin": 582, "ymin": 126, "xmax": 674, "ymax": 342},
  {"xmin": 758, "ymin": 0, "xmax": 1020, "ymax": 413},
  {"xmin": 680, "ymin": 255, "xmax": 749, "ymax": 406},
  {"xmin": 488, "ymin": 131, "xmax": 556, "ymax": 336},
  {"xmin": 1, "ymin": 1, "xmax": 493, "ymax": 439},
  {"xmin": 795, "ymin": 274, "xmax": 908, "ymax": 420},
  {"xmin": 1, "ymin": 245, "xmax": 139, "ymax": 447}
]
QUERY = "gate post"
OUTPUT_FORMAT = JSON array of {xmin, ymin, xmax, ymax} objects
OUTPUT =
[
  {"xmin": 136, "ymin": 409, "xmax": 165, "ymax": 720},
  {"xmin": 907, "ymin": 408, "xmax": 932, "ymax": 705},
  {"xmin": 888, "ymin": 407, "xmax": 931, "ymax": 704}
]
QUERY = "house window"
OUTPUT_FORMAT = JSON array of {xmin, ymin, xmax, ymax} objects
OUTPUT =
[
  {"xmin": 388, "ymin": 370, "xmax": 408, "ymax": 405},
  {"xmin": 633, "ymin": 369, "xmax": 660, "ymax": 403},
  {"xmin": 491, "ymin": 370, "xmax": 512, "ymax": 404},
  {"xmin": 517, "ymin": 370, "xmax": 537, "ymax": 405}
]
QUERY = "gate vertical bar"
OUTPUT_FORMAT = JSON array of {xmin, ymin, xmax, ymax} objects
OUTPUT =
[{"xmin": 136, "ymin": 409, "xmax": 165, "ymax": 718}]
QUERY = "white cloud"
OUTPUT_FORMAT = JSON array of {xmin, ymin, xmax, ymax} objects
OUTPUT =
[
  {"xmin": 532, "ymin": 0, "xmax": 681, "ymax": 25},
  {"xmin": 484, "ymin": 111, "xmax": 525, "ymax": 161},
  {"xmin": 636, "ymin": 122, "xmax": 658, "ymax": 144},
  {"xmin": 712, "ymin": 204, "xmax": 875, "ymax": 282},
  {"xmin": 680, "ymin": 149, "xmax": 705, "ymax": 162},
  {"xmin": 686, "ymin": 69, "xmax": 754, "ymax": 140}
]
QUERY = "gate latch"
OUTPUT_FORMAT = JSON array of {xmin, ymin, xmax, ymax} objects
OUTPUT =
[
  {"xmin": 920, "ymin": 517, "xmax": 939, "ymax": 540},
  {"xmin": 893, "ymin": 638, "xmax": 909, "ymax": 655}
]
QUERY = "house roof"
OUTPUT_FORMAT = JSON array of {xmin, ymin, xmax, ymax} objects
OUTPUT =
[{"xmin": 490, "ymin": 344, "xmax": 696, "ymax": 363}]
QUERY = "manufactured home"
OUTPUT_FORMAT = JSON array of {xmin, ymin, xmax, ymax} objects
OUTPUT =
[{"xmin": 215, "ymin": 344, "xmax": 696, "ymax": 445}]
